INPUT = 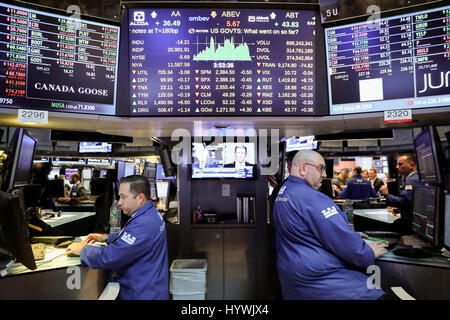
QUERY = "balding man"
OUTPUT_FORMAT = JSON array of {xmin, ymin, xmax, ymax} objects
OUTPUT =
[
  {"xmin": 379, "ymin": 153, "xmax": 425, "ymax": 219},
  {"xmin": 273, "ymin": 150, "xmax": 387, "ymax": 300}
]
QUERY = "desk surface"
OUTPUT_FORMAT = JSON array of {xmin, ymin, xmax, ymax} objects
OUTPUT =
[
  {"xmin": 377, "ymin": 245, "xmax": 450, "ymax": 269},
  {"xmin": 42, "ymin": 211, "xmax": 95, "ymax": 228},
  {"xmin": 353, "ymin": 208, "xmax": 400, "ymax": 224},
  {"xmin": 6, "ymin": 243, "xmax": 81, "ymax": 276}
]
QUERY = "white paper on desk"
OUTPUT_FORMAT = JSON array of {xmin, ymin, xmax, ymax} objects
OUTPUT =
[
  {"xmin": 367, "ymin": 211, "xmax": 393, "ymax": 215},
  {"xmin": 36, "ymin": 248, "xmax": 66, "ymax": 264}
]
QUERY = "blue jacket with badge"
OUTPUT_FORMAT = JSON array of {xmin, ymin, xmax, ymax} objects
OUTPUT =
[
  {"xmin": 273, "ymin": 176, "xmax": 383, "ymax": 300},
  {"xmin": 339, "ymin": 175, "xmax": 377, "ymax": 200},
  {"xmin": 80, "ymin": 200, "xmax": 169, "ymax": 300},
  {"xmin": 386, "ymin": 171, "xmax": 424, "ymax": 219}
]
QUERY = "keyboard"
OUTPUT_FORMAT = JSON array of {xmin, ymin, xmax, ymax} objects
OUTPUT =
[
  {"xmin": 31, "ymin": 243, "xmax": 46, "ymax": 261},
  {"xmin": 364, "ymin": 237, "xmax": 398, "ymax": 249}
]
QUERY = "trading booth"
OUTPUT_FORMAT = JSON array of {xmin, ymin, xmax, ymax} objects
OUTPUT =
[{"xmin": 0, "ymin": 0, "xmax": 450, "ymax": 301}]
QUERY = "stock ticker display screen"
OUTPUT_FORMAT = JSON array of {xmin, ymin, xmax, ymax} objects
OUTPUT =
[
  {"xmin": 124, "ymin": 6, "xmax": 325, "ymax": 116},
  {"xmin": 0, "ymin": 2, "xmax": 120, "ymax": 115},
  {"xmin": 325, "ymin": 5, "xmax": 450, "ymax": 115}
]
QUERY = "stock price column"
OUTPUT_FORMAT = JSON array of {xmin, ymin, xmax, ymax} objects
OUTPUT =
[{"xmin": 128, "ymin": 8, "xmax": 317, "ymax": 116}]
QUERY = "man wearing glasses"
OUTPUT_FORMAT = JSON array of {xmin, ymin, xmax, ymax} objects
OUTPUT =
[{"xmin": 273, "ymin": 150, "xmax": 387, "ymax": 300}]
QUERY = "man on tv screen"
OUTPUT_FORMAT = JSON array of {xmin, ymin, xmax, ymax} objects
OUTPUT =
[
  {"xmin": 224, "ymin": 145, "xmax": 253, "ymax": 169},
  {"xmin": 192, "ymin": 143, "xmax": 218, "ymax": 169}
]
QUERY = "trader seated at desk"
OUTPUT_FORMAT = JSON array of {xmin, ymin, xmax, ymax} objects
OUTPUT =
[
  {"xmin": 57, "ymin": 173, "xmax": 88, "ymax": 202},
  {"xmin": 337, "ymin": 166, "xmax": 377, "ymax": 200}
]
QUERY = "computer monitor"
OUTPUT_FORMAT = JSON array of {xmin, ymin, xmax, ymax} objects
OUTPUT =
[
  {"xmin": 143, "ymin": 163, "xmax": 157, "ymax": 180},
  {"xmin": 3, "ymin": 128, "xmax": 38, "ymax": 192},
  {"xmin": 155, "ymin": 163, "xmax": 175, "ymax": 180},
  {"xmin": 156, "ymin": 180, "xmax": 171, "ymax": 211},
  {"xmin": 444, "ymin": 194, "xmax": 450, "ymax": 251},
  {"xmin": 42, "ymin": 179, "xmax": 65, "ymax": 198},
  {"xmin": 117, "ymin": 161, "xmax": 135, "ymax": 181},
  {"xmin": 90, "ymin": 178, "xmax": 107, "ymax": 196},
  {"xmin": 413, "ymin": 125, "xmax": 444, "ymax": 184},
  {"xmin": 65, "ymin": 168, "xmax": 79, "ymax": 179},
  {"xmin": 0, "ymin": 191, "xmax": 36, "ymax": 270},
  {"xmin": 285, "ymin": 136, "xmax": 319, "ymax": 152},
  {"xmin": 411, "ymin": 186, "xmax": 444, "ymax": 247}
]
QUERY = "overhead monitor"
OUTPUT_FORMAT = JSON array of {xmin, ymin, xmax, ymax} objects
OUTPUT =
[
  {"xmin": 0, "ymin": 0, "xmax": 120, "ymax": 115},
  {"xmin": 285, "ymin": 136, "xmax": 318, "ymax": 152},
  {"xmin": 79, "ymin": 142, "xmax": 112, "ymax": 153},
  {"xmin": 413, "ymin": 125, "xmax": 444, "ymax": 184},
  {"xmin": 3, "ymin": 128, "xmax": 38, "ymax": 192},
  {"xmin": 412, "ymin": 185, "xmax": 444, "ymax": 247},
  {"xmin": 191, "ymin": 142, "xmax": 255, "ymax": 179},
  {"xmin": 118, "ymin": 2, "xmax": 328, "ymax": 116},
  {"xmin": 325, "ymin": 4, "xmax": 450, "ymax": 115}
]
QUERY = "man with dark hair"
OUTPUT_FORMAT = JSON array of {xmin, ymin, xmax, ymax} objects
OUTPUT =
[
  {"xmin": 368, "ymin": 168, "xmax": 384, "ymax": 193},
  {"xmin": 224, "ymin": 145, "xmax": 253, "ymax": 168},
  {"xmin": 66, "ymin": 175, "xmax": 169, "ymax": 300},
  {"xmin": 339, "ymin": 166, "xmax": 377, "ymax": 200},
  {"xmin": 379, "ymin": 153, "xmax": 425, "ymax": 219},
  {"xmin": 58, "ymin": 172, "xmax": 87, "ymax": 201}
]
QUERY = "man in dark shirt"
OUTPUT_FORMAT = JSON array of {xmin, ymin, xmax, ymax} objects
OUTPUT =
[{"xmin": 339, "ymin": 166, "xmax": 377, "ymax": 200}]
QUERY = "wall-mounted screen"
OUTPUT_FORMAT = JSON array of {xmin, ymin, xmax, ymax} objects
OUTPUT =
[
  {"xmin": 156, "ymin": 163, "xmax": 176, "ymax": 180},
  {"xmin": 79, "ymin": 142, "xmax": 112, "ymax": 153},
  {"xmin": 119, "ymin": 2, "xmax": 328, "ymax": 116},
  {"xmin": 117, "ymin": 161, "xmax": 135, "ymax": 180},
  {"xmin": 191, "ymin": 142, "xmax": 255, "ymax": 179},
  {"xmin": 325, "ymin": 4, "xmax": 450, "ymax": 115},
  {"xmin": 285, "ymin": 136, "xmax": 318, "ymax": 152},
  {"xmin": 0, "ymin": 1, "xmax": 120, "ymax": 115}
]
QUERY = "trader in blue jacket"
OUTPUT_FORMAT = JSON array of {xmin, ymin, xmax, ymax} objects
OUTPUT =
[
  {"xmin": 379, "ymin": 153, "xmax": 425, "ymax": 220},
  {"xmin": 339, "ymin": 166, "xmax": 377, "ymax": 200},
  {"xmin": 273, "ymin": 150, "xmax": 387, "ymax": 300},
  {"xmin": 66, "ymin": 175, "xmax": 169, "ymax": 300}
]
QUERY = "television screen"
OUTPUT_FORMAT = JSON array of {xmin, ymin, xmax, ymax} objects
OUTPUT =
[
  {"xmin": 4, "ymin": 128, "xmax": 38, "ymax": 192},
  {"xmin": 325, "ymin": 4, "xmax": 450, "ymax": 115},
  {"xmin": 191, "ymin": 142, "xmax": 255, "ymax": 179},
  {"xmin": 285, "ymin": 136, "xmax": 318, "ymax": 152},
  {"xmin": 413, "ymin": 126, "xmax": 443, "ymax": 184},
  {"xmin": 65, "ymin": 168, "xmax": 79, "ymax": 179},
  {"xmin": 118, "ymin": 3, "xmax": 328, "ymax": 116},
  {"xmin": 0, "ymin": 1, "xmax": 120, "ymax": 115},
  {"xmin": 156, "ymin": 164, "xmax": 176, "ymax": 180},
  {"xmin": 79, "ymin": 142, "xmax": 112, "ymax": 153}
]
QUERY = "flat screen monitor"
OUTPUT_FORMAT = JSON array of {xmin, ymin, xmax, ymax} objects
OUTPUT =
[
  {"xmin": 413, "ymin": 125, "xmax": 444, "ymax": 184},
  {"xmin": 444, "ymin": 193, "xmax": 450, "ymax": 250},
  {"xmin": 42, "ymin": 179, "xmax": 65, "ymax": 198},
  {"xmin": 90, "ymin": 177, "xmax": 107, "ymax": 196},
  {"xmin": 117, "ymin": 2, "xmax": 328, "ymax": 116},
  {"xmin": 156, "ymin": 164, "xmax": 176, "ymax": 180},
  {"xmin": 285, "ymin": 136, "xmax": 318, "ymax": 152},
  {"xmin": 0, "ymin": 1, "xmax": 120, "ymax": 115},
  {"xmin": 65, "ymin": 168, "xmax": 79, "ymax": 179},
  {"xmin": 0, "ymin": 191, "xmax": 36, "ymax": 270},
  {"xmin": 444, "ymin": 194, "xmax": 450, "ymax": 251},
  {"xmin": 191, "ymin": 142, "xmax": 255, "ymax": 179},
  {"xmin": 325, "ymin": 4, "xmax": 450, "ymax": 115},
  {"xmin": 143, "ymin": 163, "xmax": 157, "ymax": 180},
  {"xmin": 412, "ymin": 186, "xmax": 443, "ymax": 247},
  {"xmin": 117, "ymin": 161, "xmax": 135, "ymax": 180},
  {"xmin": 100, "ymin": 169, "xmax": 108, "ymax": 178},
  {"xmin": 79, "ymin": 142, "xmax": 112, "ymax": 153},
  {"xmin": 156, "ymin": 180, "xmax": 171, "ymax": 211},
  {"xmin": 4, "ymin": 128, "xmax": 38, "ymax": 192}
]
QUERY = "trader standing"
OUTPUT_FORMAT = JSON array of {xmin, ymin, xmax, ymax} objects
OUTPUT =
[
  {"xmin": 66, "ymin": 175, "xmax": 169, "ymax": 300},
  {"xmin": 273, "ymin": 150, "xmax": 387, "ymax": 300}
]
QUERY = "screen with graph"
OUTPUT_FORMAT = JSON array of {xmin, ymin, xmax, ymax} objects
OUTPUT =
[
  {"xmin": 325, "ymin": 4, "xmax": 450, "ymax": 115},
  {"xmin": 120, "ymin": 3, "xmax": 325, "ymax": 116}
]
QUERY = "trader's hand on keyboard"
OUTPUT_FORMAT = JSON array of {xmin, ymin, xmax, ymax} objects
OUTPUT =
[
  {"xmin": 359, "ymin": 232, "xmax": 369, "ymax": 239},
  {"xmin": 65, "ymin": 242, "xmax": 87, "ymax": 256},
  {"xmin": 85, "ymin": 233, "xmax": 108, "ymax": 244},
  {"xmin": 369, "ymin": 241, "xmax": 388, "ymax": 258}
]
